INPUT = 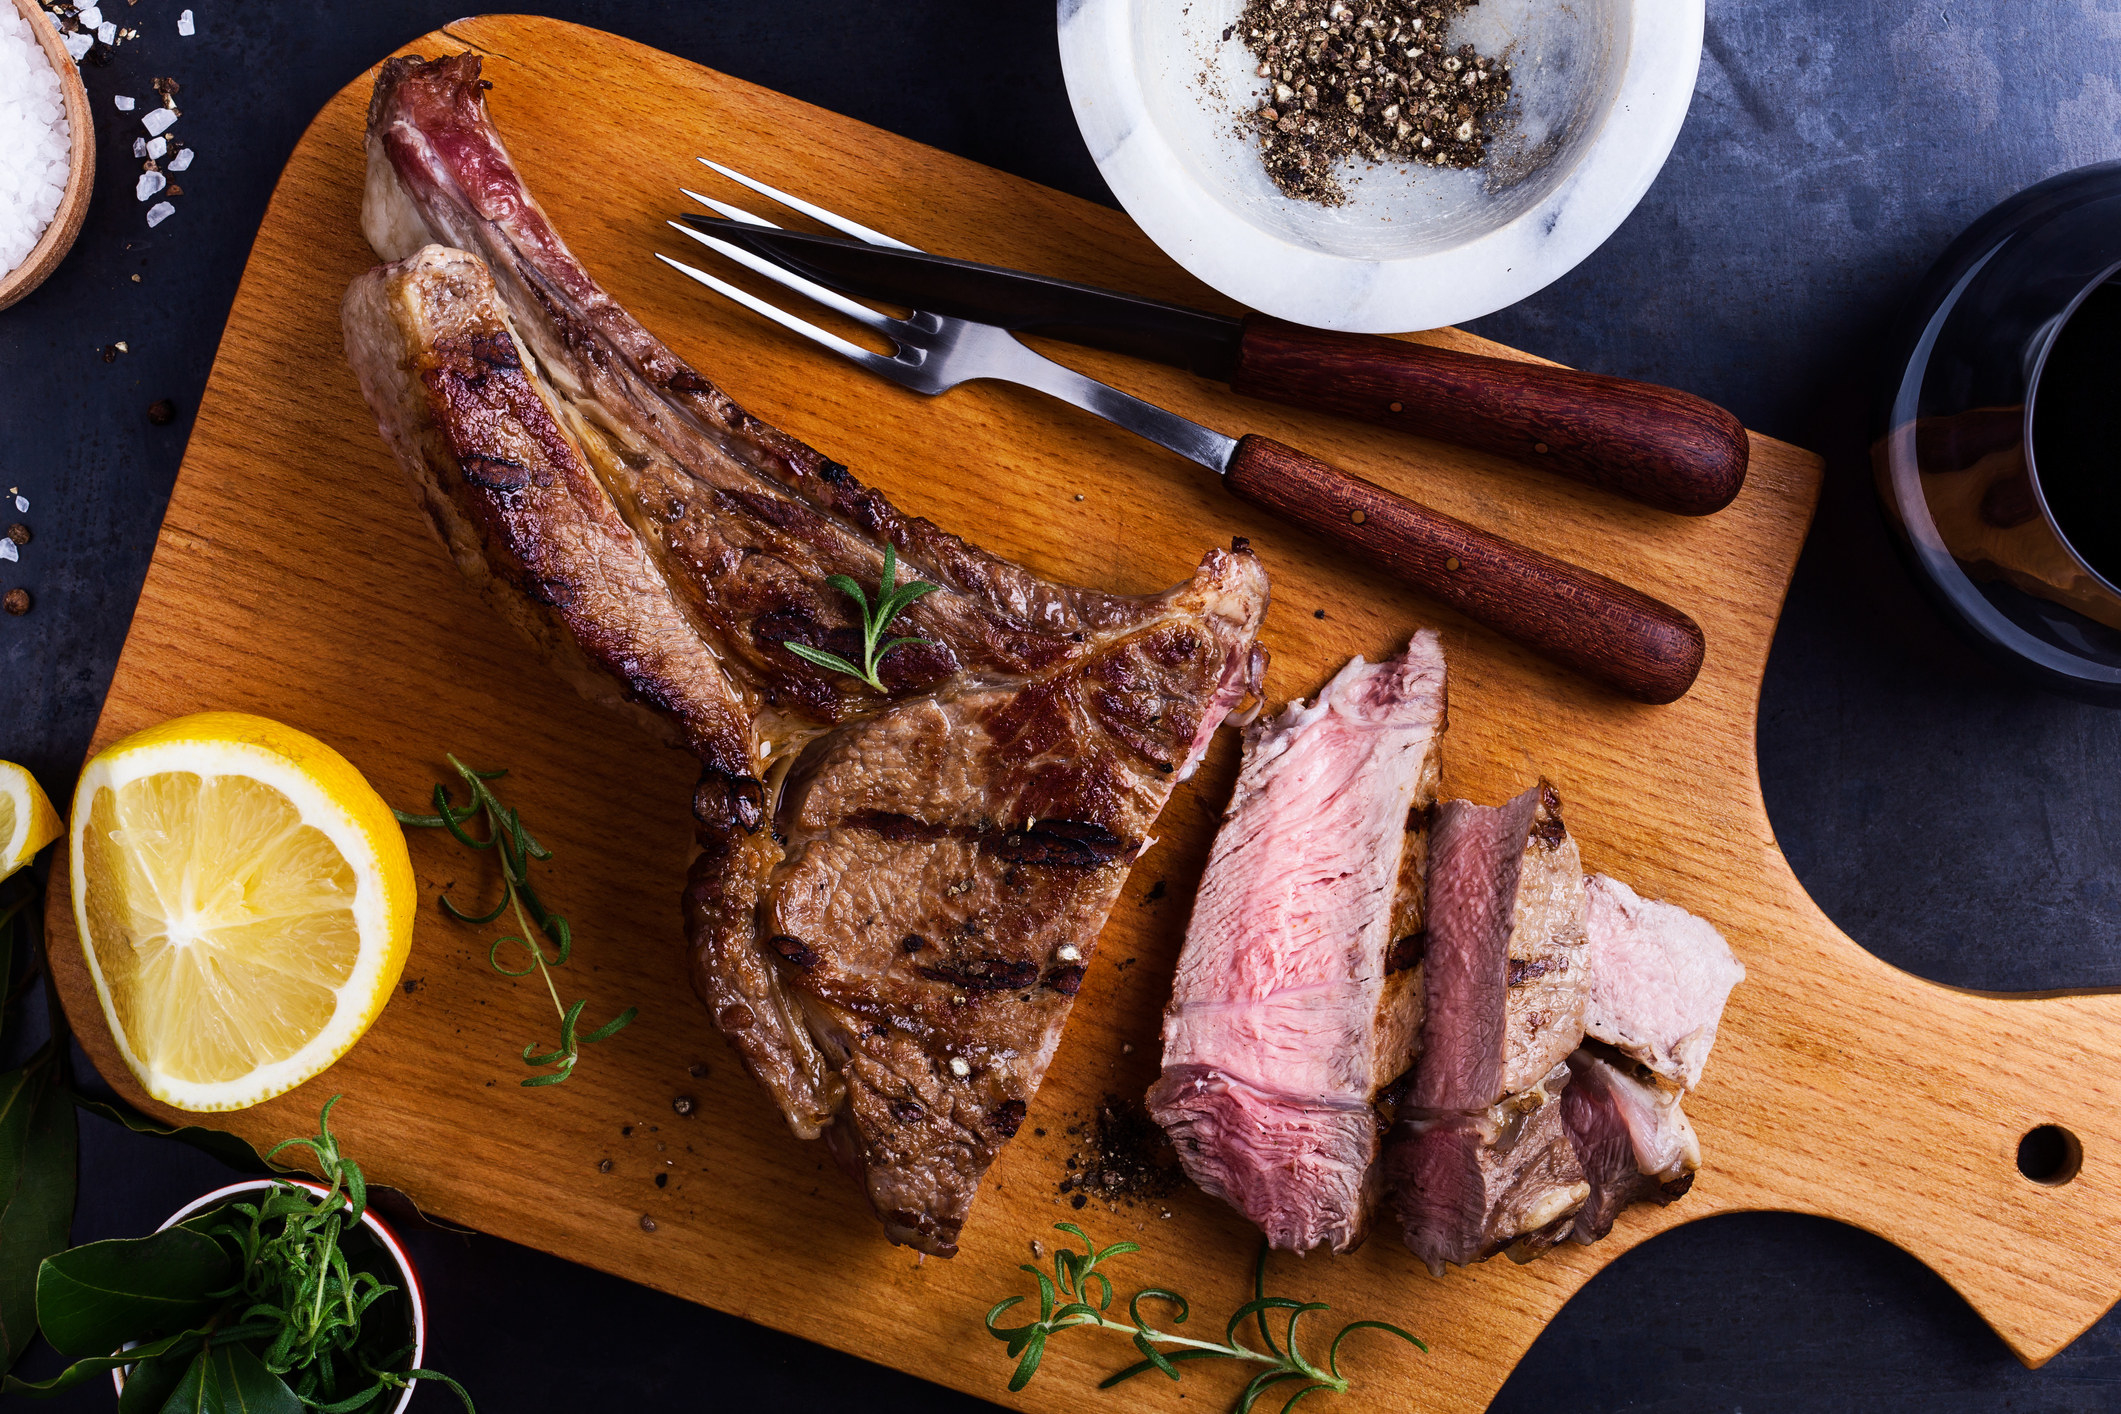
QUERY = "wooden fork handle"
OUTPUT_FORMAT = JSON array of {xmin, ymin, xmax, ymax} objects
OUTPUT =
[
  {"xmin": 1223, "ymin": 434, "xmax": 1705, "ymax": 703},
  {"xmin": 1229, "ymin": 316, "xmax": 1749, "ymax": 517}
]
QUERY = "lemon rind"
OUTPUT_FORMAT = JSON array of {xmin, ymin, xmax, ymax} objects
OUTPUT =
[{"xmin": 70, "ymin": 727, "xmax": 412, "ymax": 1112}]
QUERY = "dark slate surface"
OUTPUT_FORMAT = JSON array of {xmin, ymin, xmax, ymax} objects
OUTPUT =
[{"xmin": 4, "ymin": 1, "xmax": 2120, "ymax": 1408}]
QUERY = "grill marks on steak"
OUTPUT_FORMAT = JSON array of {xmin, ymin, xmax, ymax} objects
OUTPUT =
[
  {"xmin": 1389, "ymin": 784, "xmax": 1592, "ymax": 1274},
  {"xmin": 1148, "ymin": 633, "xmax": 1446, "ymax": 1254},
  {"xmin": 344, "ymin": 56, "xmax": 1269, "ymax": 1258}
]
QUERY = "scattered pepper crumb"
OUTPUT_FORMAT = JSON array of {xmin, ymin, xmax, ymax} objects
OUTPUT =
[
  {"xmin": 639, "ymin": 1215, "xmax": 657, "ymax": 1232},
  {"xmin": 672, "ymin": 1095, "xmax": 696, "ymax": 1117},
  {"xmin": 654, "ymin": 1172, "xmax": 668, "ymax": 1188},
  {"xmin": 3, "ymin": 590, "xmax": 28, "ymax": 616},
  {"xmin": 597, "ymin": 1158, "xmax": 613, "ymax": 1173},
  {"xmin": 4, "ymin": 525, "xmax": 26, "ymax": 547}
]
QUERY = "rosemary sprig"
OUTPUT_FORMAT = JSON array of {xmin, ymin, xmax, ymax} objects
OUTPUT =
[
  {"xmin": 985, "ymin": 1223, "xmax": 1424, "ymax": 1414},
  {"xmin": 203, "ymin": 1096, "xmax": 474, "ymax": 1411},
  {"xmin": 394, "ymin": 757, "xmax": 637, "ymax": 1087},
  {"xmin": 782, "ymin": 542, "xmax": 938, "ymax": 692}
]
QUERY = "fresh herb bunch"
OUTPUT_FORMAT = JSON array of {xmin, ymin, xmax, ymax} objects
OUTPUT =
[
  {"xmin": 395, "ymin": 757, "xmax": 637, "ymax": 1086},
  {"xmin": 986, "ymin": 1223, "xmax": 1423, "ymax": 1414},
  {"xmin": 5, "ymin": 1097, "xmax": 473, "ymax": 1413},
  {"xmin": 782, "ymin": 542, "xmax": 938, "ymax": 692}
]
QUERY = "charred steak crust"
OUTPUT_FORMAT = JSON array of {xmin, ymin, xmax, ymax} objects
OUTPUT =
[{"xmin": 346, "ymin": 56, "xmax": 1270, "ymax": 1257}]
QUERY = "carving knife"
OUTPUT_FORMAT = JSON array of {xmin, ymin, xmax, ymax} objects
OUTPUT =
[{"xmin": 678, "ymin": 213, "xmax": 1748, "ymax": 517}]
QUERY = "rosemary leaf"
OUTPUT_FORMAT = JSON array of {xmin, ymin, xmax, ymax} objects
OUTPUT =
[
  {"xmin": 396, "ymin": 757, "xmax": 636, "ymax": 1086},
  {"xmin": 985, "ymin": 1224, "xmax": 1421, "ymax": 1413}
]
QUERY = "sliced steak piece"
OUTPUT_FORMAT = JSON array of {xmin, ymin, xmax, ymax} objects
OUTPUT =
[
  {"xmin": 344, "ymin": 56, "xmax": 1270, "ymax": 1258},
  {"xmin": 1583, "ymin": 874, "xmax": 1745, "ymax": 1090},
  {"xmin": 1389, "ymin": 1061, "xmax": 1588, "ymax": 1275},
  {"xmin": 1148, "ymin": 634, "xmax": 1446, "ymax": 1253},
  {"xmin": 1388, "ymin": 783, "xmax": 1590, "ymax": 1271},
  {"xmin": 1561, "ymin": 1045, "xmax": 1700, "ymax": 1243},
  {"xmin": 1409, "ymin": 784, "xmax": 1588, "ymax": 1113}
]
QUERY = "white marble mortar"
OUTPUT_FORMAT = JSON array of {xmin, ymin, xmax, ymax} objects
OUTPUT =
[{"xmin": 1057, "ymin": 0, "xmax": 1704, "ymax": 332}]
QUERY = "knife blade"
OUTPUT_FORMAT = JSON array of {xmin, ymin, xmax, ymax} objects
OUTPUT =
[{"xmin": 679, "ymin": 214, "xmax": 1749, "ymax": 517}]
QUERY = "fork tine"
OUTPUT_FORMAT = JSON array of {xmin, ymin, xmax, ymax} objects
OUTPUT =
[
  {"xmin": 698, "ymin": 158, "xmax": 923, "ymax": 253},
  {"xmin": 679, "ymin": 188, "xmax": 778, "ymax": 228},
  {"xmin": 655, "ymin": 253, "xmax": 897, "ymax": 373},
  {"xmin": 664, "ymin": 221, "xmax": 905, "ymax": 335}
]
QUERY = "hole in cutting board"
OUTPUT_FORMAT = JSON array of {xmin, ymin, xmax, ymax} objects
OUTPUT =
[{"xmin": 2017, "ymin": 1124, "xmax": 2083, "ymax": 1185}]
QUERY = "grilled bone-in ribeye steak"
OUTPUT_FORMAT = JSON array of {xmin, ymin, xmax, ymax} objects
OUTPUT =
[{"xmin": 341, "ymin": 55, "xmax": 1270, "ymax": 1256}]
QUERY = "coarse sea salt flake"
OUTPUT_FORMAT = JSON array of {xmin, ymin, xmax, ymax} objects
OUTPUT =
[
  {"xmin": 11, "ymin": 497, "xmax": 25, "ymax": 514},
  {"xmin": 145, "ymin": 200, "xmax": 174, "ymax": 227},
  {"xmin": 142, "ymin": 108, "xmax": 176, "ymax": 137},
  {"xmin": 167, "ymin": 146, "xmax": 192, "ymax": 172},
  {"xmin": 147, "ymin": 135, "xmax": 166, "ymax": 158},
  {"xmin": 0, "ymin": 542, "xmax": 16, "ymax": 565},
  {"xmin": 2, "ymin": 6, "xmax": 73, "ymax": 276},
  {"xmin": 78, "ymin": 5, "xmax": 102, "ymax": 26},
  {"xmin": 178, "ymin": 10, "xmax": 195, "ymax": 36},
  {"xmin": 64, "ymin": 30, "xmax": 91, "ymax": 59},
  {"xmin": 136, "ymin": 169, "xmax": 165, "ymax": 201},
  {"xmin": 96, "ymin": 21, "xmax": 115, "ymax": 45},
  {"xmin": 132, "ymin": 137, "xmax": 146, "ymax": 156},
  {"xmin": 114, "ymin": 94, "xmax": 135, "ymax": 111}
]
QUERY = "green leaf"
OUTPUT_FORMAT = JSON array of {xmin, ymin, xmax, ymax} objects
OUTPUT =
[
  {"xmin": 0, "ymin": 1053, "xmax": 79, "ymax": 1374},
  {"xmin": 36, "ymin": 1226, "xmax": 234, "ymax": 1358},
  {"xmin": 158, "ymin": 1342, "xmax": 304, "ymax": 1414},
  {"xmin": 118, "ymin": 1345, "xmax": 199, "ymax": 1412},
  {"xmin": 782, "ymin": 641, "xmax": 871, "ymax": 682},
  {"xmin": 2, "ymin": 1325, "xmax": 207, "ymax": 1399}
]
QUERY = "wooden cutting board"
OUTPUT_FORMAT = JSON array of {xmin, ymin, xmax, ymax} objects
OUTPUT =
[{"xmin": 44, "ymin": 15, "xmax": 2121, "ymax": 1409}]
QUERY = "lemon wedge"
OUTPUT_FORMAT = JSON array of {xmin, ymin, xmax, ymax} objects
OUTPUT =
[
  {"xmin": 69, "ymin": 712, "xmax": 415, "ymax": 1112},
  {"xmin": 0, "ymin": 761, "xmax": 63, "ymax": 884}
]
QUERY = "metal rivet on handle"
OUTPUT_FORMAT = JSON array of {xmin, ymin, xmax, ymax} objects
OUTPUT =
[
  {"xmin": 1350, "ymin": 509, "xmax": 1367, "ymax": 525},
  {"xmin": 1388, "ymin": 401, "xmax": 1403, "ymax": 413},
  {"xmin": 1534, "ymin": 441, "xmax": 1550, "ymax": 453},
  {"xmin": 1445, "ymin": 556, "xmax": 1461, "ymax": 571}
]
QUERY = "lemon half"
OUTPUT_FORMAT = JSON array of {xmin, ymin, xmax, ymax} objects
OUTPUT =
[
  {"xmin": 70, "ymin": 713, "xmax": 415, "ymax": 1111},
  {"xmin": 0, "ymin": 761, "xmax": 62, "ymax": 884}
]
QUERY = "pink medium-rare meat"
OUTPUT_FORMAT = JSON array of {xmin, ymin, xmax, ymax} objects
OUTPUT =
[
  {"xmin": 1148, "ymin": 634, "xmax": 1446, "ymax": 1253},
  {"xmin": 1389, "ymin": 784, "xmax": 1591, "ymax": 1271},
  {"xmin": 1583, "ymin": 874, "xmax": 1745, "ymax": 1090},
  {"xmin": 1389, "ymin": 1060, "xmax": 1588, "ymax": 1274},
  {"xmin": 1560, "ymin": 1046, "xmax": 1699, "ymax": 1243},
  {"xmin": 343, "ymin": 56, "xmax": 1270, "ymax": 1258},
  {"xmin": 1409, "ymin": 785, "xmax": 1589, "ymax": 1112}
]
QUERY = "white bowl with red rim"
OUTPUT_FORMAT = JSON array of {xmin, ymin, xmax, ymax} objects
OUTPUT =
[{"xmin": 110, "ymin": 1178, "xmax": 426, "ymax": 1412}]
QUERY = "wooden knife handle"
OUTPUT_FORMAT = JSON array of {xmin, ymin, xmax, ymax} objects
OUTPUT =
[
  {"xmin": 1229, "ymin": 315, "xmax": 1749, "ymax": 517},
  {"xmin": 1224, "ymin": 434, "xmax": 1704, "ymax": 703}
]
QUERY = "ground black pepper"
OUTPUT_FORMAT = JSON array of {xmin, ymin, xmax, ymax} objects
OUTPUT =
[
  {"xmin": 1236, "ymin": 0, "xmax": 1511, "ymax": 205},
  {"xmin": 1054, "ymin": 1094, "xmax": 1185, "ymax": 1208}
]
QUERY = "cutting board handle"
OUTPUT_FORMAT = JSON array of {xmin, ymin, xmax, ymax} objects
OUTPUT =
[
  {"xmin": 1223, "ymin": 433, "xmax": 1704, "ymax": 703},
  {"xmin": 1229, "ymin": 315, "xmax": 1749, "ymax": 516},
  {"xmin": 1683, "ymin": 876, "xmax": 2121, "ymax": 1369}
]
